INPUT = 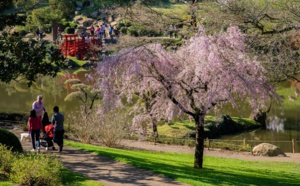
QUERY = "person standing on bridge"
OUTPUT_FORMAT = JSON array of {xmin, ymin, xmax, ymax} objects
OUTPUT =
[
  {"xmin": 101, "ymin": 24, "xmax": 106, "ymax": 39},
  {"xmin": 57, "ymin": 27, "xmax": 62, "ymax": 40},
  {"xmin": 168, "ymin": 24, "xmax": 174, "ymax": 38},
  {"xmin": 108, "ymin": 24, "xmax": 113, "ymax": 40},
  {"xmin": 90, "ymin": 25, "xmax": 95, "ymax": 36}
]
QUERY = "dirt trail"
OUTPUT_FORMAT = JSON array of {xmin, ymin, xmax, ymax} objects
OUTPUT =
[{"xmin": 11, "ymin": 127, "xmax": 300, "ymax": 186}]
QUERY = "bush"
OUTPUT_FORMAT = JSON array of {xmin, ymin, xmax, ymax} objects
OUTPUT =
[
  {"xmin": 0, "ymin": 128, "xmax": 23, "ymax": 153},
  {"xmin": 10, "ymin": 153, "xmax": 62, "ymax": 186},
  {"xmin": 68, "ymin": 106, "xmax": 131, "ymax": 147},
  {"xmin": 0, "ymin": 112, "xmax": 27, "ymax": 121},
  {"xmin": 127, "ymin": 26, "xmax": 139, "ymax": 36},
  {"xmin": 64, "ymin": 27, "xmax": 75, "ymax": 34},
  {"xmin": 119, "ymin": 27, "xmax": 127, "ymax": 34},
  {"xmin": 0, "ymin": 144, "xmax": 15, "ymax": 179},
  {"xmin": 0, "ymin": 0, "xmax": 12, "ymax": 11},
  {"xmin": 69, "ymin": 22, "xmax": 78, "ymax": 29}
]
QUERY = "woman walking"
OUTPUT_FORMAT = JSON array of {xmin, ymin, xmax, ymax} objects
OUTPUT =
[{"xmin": 28, "ymin": 109, "xmax": 43, "ymax": 152}]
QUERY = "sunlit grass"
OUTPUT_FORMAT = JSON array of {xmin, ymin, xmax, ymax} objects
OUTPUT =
[
  {"xmin": 65, "ymin": 140, "xmax": 300, "ymax": 186},
  {"xmin": 276, "ymin": 85, "xmax": 300, "ymax": 111},
  {"xmin": 67, "ymin": 56, "xmax": 88, "ymax": 67}
]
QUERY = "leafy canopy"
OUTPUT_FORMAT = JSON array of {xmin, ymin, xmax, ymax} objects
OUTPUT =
[{"xmin": 0, "ymin": 33, "xmax": 65, "ymax": 86}]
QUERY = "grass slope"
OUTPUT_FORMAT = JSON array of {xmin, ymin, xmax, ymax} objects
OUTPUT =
[
  {"xmin": 158, "ymin": 116, "xmax": 259, "ymax": 138},
  {"xmin": 65, "ymin": 140, "xmax": 300, "ymax": 186}
]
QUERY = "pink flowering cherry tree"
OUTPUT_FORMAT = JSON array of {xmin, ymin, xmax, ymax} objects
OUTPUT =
[{"xmin": 95, "ymin": 26, "xmax": 280, "ymax": 169}]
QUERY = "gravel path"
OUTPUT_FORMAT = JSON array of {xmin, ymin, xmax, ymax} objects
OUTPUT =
[{"xmin": 11, "ymin": 128, "xmax": 300, "ymax": 186}]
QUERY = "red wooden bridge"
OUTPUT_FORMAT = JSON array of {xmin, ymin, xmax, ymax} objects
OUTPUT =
[{"xmin": 60, "ymin": 34, "xmax": 102, "ymax": 60}]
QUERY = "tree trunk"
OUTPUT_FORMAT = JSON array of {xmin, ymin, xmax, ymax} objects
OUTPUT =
[
  {"xmin": 190, "ymin": 0, "xmax": 197, "ymax": 27},
  {"xmin": 152, "ymin": 119, "xmax": 158, "ymax": 145},
  {"xmin": 194, "ymin": 113, "xmax": 205, "ymax": 169},
  {"xmin": 52, "ymin": 21, "xmax": 57, "ymax": 41}
]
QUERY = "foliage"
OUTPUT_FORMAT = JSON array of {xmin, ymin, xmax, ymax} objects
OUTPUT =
[
  {"xmin": 16, "ymin": 0, "xmax": 75, "ymax": 41},
  {"xmin": 0, "ymin": 128, "xmax": 23, "ymax": 153},
  {"xmin": 0, "ymin": 0, "xmax": 12, "ymax": 11},
  {"xmin": 94, "ymin": 107, "xmax": 131, "ymax": 147},
  {"xmin": 157, "ymin": 116, "xmax": 260, "ymax": 139},
  {"xmin": 0, "ymin": 144, "xmax": 15, "ymax": 179},
  {"xmin": 0, "ymin": 14, "xmax": 26, "ymax": 30},
  {"xmin": 67, "ymin": 105, "xmax": 96, "ymax": 143},
  {"xmin": 67, "ymin": 105, "xmax": 131, "ymax": 147},
  {"xmin": 0, "ymin": 33, "xmax": 65, "ymax": 86},
  {"xmin": 64, "ymin": 27, "xmax": 75, "ymax": 34},
  {"xmin": 203, "ymin": 0, "xmax": 300, "ymax": 83},
  {"xmin": 0, "ymin": 112, "xmax": 27, "ymax": 121},
  {"xmin": 66, "ymin": 140, "xmax": 300, "ymax": 186},
  {"xmin": 64, "ymin": 77, "xmax": 101, "ymax": 111},
  {"xmin": 95, "ymin": 26, "xmax": 279, "ymax": 168},
  {"xmin": 10, "ymin": 153, "xmax": 63, "ymax": 186},
  {"xmin": 0, "ymin": 144, "xmax": 100, "ymax": 185}
]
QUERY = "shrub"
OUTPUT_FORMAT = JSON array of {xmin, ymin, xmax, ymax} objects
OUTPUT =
[
  {"xmin": 0, "ymin": 144, "xmax": 15, "ymax": 179},
  {"xmin": 0, "ymin": 112, "xmax": 27, "ymax": 121},
  {"xmin": 68, "ymin": 106, "xmax": 131, "ymax": 147},
  {"xmin": 0, "ymin": 128, "xmax": 23, "ymax": 153},
  {"xmin": 95, "ymin": 108, "xmax": 131, "ymax": 147},
  {"xmin": 64, "ymin": 27, "xmax": 75, "ymax": 34},
  {"xmin": 10, "ymin": 153, "xmax": 62, "ymax": 186},
  {"xmin": 127, "ymin": 26, "xmax": 139, "ymax": 36},
  {"xmin": 119, "ymin": 27, "xmax": 127, "ymax": 34},
  {"xmin": 0, "ymin": 0, "xmax": 12, "ymax": 11},
  {"xmin": 69, "ymin": 22, "xmax": 78, "ymax": 29},
  {"xmin": 61, "ymin": 18, "xmax": 70, "ymax": 28}
]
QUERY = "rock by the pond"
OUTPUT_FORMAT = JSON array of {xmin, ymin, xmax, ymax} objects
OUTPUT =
[{"xmin": 252, "ymin": 143, "xmax": 286, "ymax": 157}]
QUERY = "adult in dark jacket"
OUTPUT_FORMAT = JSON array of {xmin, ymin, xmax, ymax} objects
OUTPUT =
[{"xmin": 51, "ymin": 106, "xmax": 64, "ymax": 152}]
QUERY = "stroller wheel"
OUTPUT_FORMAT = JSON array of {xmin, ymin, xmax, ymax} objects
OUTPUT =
[{"xmin": 52, "ymin": 146, "xmax": 56, "ymax": 150}]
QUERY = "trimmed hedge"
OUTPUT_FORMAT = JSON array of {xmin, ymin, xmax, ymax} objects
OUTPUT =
[
  {"xmin": 0, "ymin": 112, "xmax": 27, "ymax": 122},
  {"xmin": 0, "ymin": 128, "xmax": 23, "ymax": 153}
]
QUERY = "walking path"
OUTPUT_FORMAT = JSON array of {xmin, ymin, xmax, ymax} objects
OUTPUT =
[
  {"xmin": 12, "ymin": 128, "xmax": 300, "ymax": 186},
  {"xmin": 13, "ymin": 128, "xmax": 187, "ymax": 186}
]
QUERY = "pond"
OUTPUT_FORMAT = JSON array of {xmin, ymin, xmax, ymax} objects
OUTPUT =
[
  {"xmin": 212, "ymin": 80, "xmax": 300, "ymax": 153},
  {"xmin": 0, "ymin": 70, "xmax": 89, "ymax": 124},
  {"xmin": 0, "ymin": 70, "xmax": 299, "ymax": 152}
]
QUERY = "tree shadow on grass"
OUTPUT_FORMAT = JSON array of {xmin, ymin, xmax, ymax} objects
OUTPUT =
[{"xmin": 66, "ymin": 143, "xmax": 300, "ymax": 186}]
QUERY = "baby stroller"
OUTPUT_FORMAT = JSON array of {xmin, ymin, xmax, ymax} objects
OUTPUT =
[{"xmin": 40, "ymin": 123, "xmax": 55, "ymax": 151}]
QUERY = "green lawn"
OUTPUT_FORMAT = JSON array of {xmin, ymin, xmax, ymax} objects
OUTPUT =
[{"xmin": 65, "ymin": 140, "xmax": 300, "ymax": 186}]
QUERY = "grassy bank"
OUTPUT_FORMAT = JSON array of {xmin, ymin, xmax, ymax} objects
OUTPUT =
[
  {"xmin": 158, "ymin": 116, "xmax": 259, "ymax": 138},
  {"xmin": 65, "ymin": 140, "xmax": 300, "ymax": 186}
]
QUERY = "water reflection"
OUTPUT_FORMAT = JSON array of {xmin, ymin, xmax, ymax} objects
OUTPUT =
[
  {"xmin": 0, "ymin": 70, "xmax": 88, "ymax": 116},
  {"xmin": 266, "ymin": 116, "xmax": 285, "ymax": 132}
]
